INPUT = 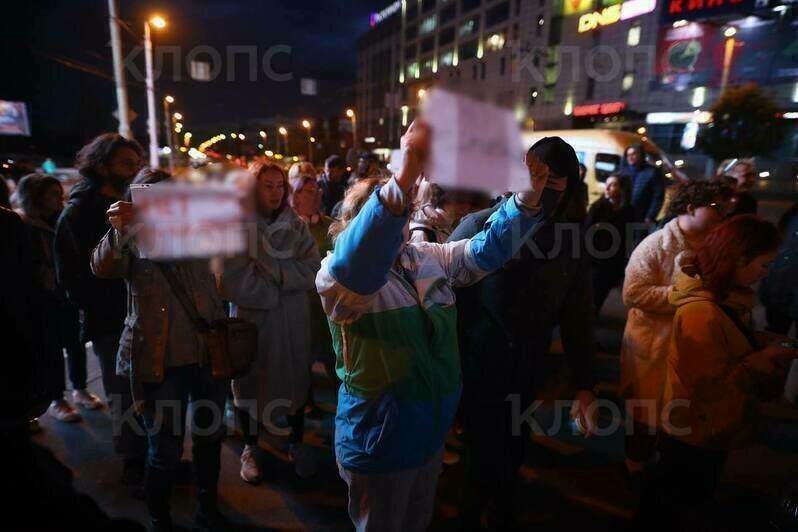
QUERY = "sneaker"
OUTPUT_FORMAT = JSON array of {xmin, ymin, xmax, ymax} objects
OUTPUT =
[
  {"xmin": 72, "ymin": 389, "xmax": 103, "ymax": 410},
  {"xmin": 239, "ymin": 445, "xmax": 262, "ymax": 484},
  {"xmin": 442, "ymin": 447, "xmax": 461, "ymax": 465},
  {"xmin": 47, "ymin": 400, "xmax": 81, "ymax": 422},
  {"xmin": 289, "ymin": 443, "xmax": 317, "ymax": 479}
]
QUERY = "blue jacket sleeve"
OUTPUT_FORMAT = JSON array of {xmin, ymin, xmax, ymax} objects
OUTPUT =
[
  {"xmin": 467, "ymin": 196, "xmax": 545, "ymax": 273},
  {"xmin": 327, "ymin": 186, "xmax": 408, "ymax": 295}
]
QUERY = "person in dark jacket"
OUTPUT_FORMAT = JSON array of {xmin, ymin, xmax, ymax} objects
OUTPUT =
[
  {"xmin": 53, "ymin": 133, "xmax": 148, "ymax": 491},
  {"xmin": 92, "ymin": 168, "xmax": 232, "ymax": 532},
  {"xmin": 13, "ymin": 174, "xmax": 103, "ymax": 422},
  {"xmin": 760, "ymin": 201, "xmax": 798, "ymax": 334},
  {"xmin": 620, "ymin": 144, "xmax": 665, "ymax": 223},
  {"xmin": 450, "ymin": 138, "xmax": 598, "ymax": 528},
  {"xmin": 585, "ymin": 174, "xmax": 637, "ymax": 315},
  {"xmin": 319, "ymin": 154, "xmax": 347, "ymax": 216}
]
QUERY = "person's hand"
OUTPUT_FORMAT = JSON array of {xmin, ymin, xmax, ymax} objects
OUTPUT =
[
  {"xmin": 570, "ymin": 389, "xmax": 598, "ymax": 439},
  {"xmin": 106, "ymin": 201, "xmax": 135, "ymax": 235},
  {"xmin": 745, "ymin": 343, "xmax": 798, "ymax": 374},
  {"xmin": 516, "ymin": 153, "xmax": 567, "ymax": 209},
  {"xmin": 396, "ymin": 120, "xmax": 431, "ymax": 192},
  {"xmin": 526, "ymin": 152, "xmax": 551, "ymax": 193}
]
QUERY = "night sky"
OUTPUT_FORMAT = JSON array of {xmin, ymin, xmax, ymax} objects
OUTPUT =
[{"xmin": 1, "ymin": 0, "xmax": 380, "ymax": 160}]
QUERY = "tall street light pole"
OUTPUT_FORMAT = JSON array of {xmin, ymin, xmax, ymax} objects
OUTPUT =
[
  {"xmin": 301, "ymin": 119, "xmax": 313, "ymax": 163},
  {"xmin": 107, "ymin": 0, "xmax": 131, "ymax": 139},
  {"xmin": 144, "ymin": 15, "xmax": 167, "ymax": 169},
  {"xmin": 163, "ymin": 95, "xmax": 174, "ymax": 173},
  {"xmin": 346, "ymin": 108, "xmax": 358, "ymax": 150},
  {"xmin": 279, "ymin": 127, "xmax": 288, "ymax": 155}
]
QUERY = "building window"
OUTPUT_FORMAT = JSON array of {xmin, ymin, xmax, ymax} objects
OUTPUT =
[
  {"xmin": 440, "ymin": 49, "xmax": 455, "ymax": 66},
  {"xmin": 421, "ymin": 36, "xmax": 435, "ymax": 53},
  {"xmin": 420, "ymin": 15, "xmax": 437, "ymax": 34},
  {"xmin": 500, "ymin": 56, "xmax": 507, "ymax": 75},
  {"xmin": 586, "ymin": 77, "xmax": 595, "ymax": 100},
  {"xmin": 460, "ymin": 38, "xmax": 479, "ymax": 61},
  {"xmin": 422, "ymin": 0, "xmax": 436, "ymax": 13},
  {"xmin": 440, "ymin": 4, "xmax": 456, "ymax": 25},
  {"xmin": 405, "ymin": 44, "xmax": 416, "ymax": 60},
  {"xmin": 622, "ymin": 72, "xmax": 634, "ymax": 92},
  {"xmin": 406, "ymin": 62, "xmax": 420, "ymax": 79},
  {"xmin": 486, "ymin": 1, "xmax": 510, "ymax": 27},
  {"xmin": 405, "ymin": 24, "xmax": 418, "ymax": 41},
  {"xmin": 627, "ymin": 24, "xmax": 641, "ymax": 47},
  {"xmin": 486, "ymin": 32, "xmax": 506, "ymax": 52},
  {"xmin": 461, "ymin": 0, "xmax": 481, "ymax": 14},
  {"xmin": 459, "ymin": 16, "xmax": 479, "ymax": 38},
  {"xmin": 406, "ymin": 3, "xmax": 418, "ymax": 21},
  {"xmin": 439, "ymin": 26, "xmax": 455, "ymax": 46},
  {"xmin": 543, "ymin": 86, "xmax": 555, "ymax": 104},
  {"xmin": 422, "ymin": 56, "xmax": 435, "ymax": 75}
]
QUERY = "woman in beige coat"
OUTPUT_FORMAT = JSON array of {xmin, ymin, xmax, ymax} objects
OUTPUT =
[{"xmin": 619, "ymin": 180, "xmax": 730, "ymax": 476}]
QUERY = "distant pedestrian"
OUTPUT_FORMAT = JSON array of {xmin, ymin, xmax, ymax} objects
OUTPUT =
[
  {"xmin": 620, "ymin": 144, "xmax": 665, "ymax": 223},
  {"xmin": 760, "ymin": 201, "xmax": 798, "ymax": 334},
  {"xmin": 319, "ymin": 155, "xmax": 347, "ymax": 216},
  {"xmin": 53, "ymin": 133, "xmax": 148, "ymax": 493},
  {"xmin": 718, "ymin": 158, "xmax": 758, "ymax": 217},
  {"xmin": 585, "ymin": 174, "xmax": 636, "ymax": 315}
]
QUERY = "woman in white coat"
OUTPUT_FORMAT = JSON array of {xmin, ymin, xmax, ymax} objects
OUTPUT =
[
  {"xmin": 620, "ymin": 180, "xmax": 731, "ymax": 478},
  {"xmin": 222, "ymin": 162, "xmax": 321, "ymax": 482}
]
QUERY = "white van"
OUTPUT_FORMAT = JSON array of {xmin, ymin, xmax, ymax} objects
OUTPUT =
[{"xmin": 522, "ymin": 129, "xmax": 678, "ymax": 205}]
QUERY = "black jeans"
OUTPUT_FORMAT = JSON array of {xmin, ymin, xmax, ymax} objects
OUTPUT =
[
  {"xmin": 140, "ymin": 364, "xmax": 227, "ymax": 520},
  {"xmin": 637, "ymin": 434, "xmax": 728, "ymax": 531},
  {"xmin": 92, "ymin": 333, "xmax": 148, "ymax": 461},
  {"xmin": 56, "ymin": 302, "xmax": 87, "ymax": 390},
  {"xmin": 236, "ymin": 405, "xmax": 305, "ymax": 446}
]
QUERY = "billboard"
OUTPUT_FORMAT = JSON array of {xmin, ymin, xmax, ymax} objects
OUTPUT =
[
  {"xmin": 661, "ymin": 0, "xmax": 756, "ymax": 23},
  {"xmin": 0, "ymin": 100, "xmax": 31, "ymax": 136}
]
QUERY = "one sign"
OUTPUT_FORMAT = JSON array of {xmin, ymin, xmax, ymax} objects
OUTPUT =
[
  {"xmin": 0, "ymin": 100, "xmax": 30, "ymax": 136},
  {"xmin": 578, "ymin": 0, "xmax": 657, "ymax": 32},
  {"xmin": 370, "ymin": 0, "xmax": 401, "ymax": 27},
  {"xmin": 130, "ymin": 183, "xmax": 245, "ymax": 260},
  {"xmin": 661, "ymin": 0, "xmax": 755, "ymax": 22},
  {"xmin": 300, "ymin": 78, "xmax": 318, "ymax": 96},
  {"xmin": 190, "ymin": 60, "xmax": 211, "ymax": 81},
  {"xmin": 421, "ymin": 89, "xmax": 530, "ymax": 194},
  {"xmin": 573, "ymin": 101, "xmax": 626, "ymax": 117}
]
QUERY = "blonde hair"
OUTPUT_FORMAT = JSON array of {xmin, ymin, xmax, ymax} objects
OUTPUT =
[
  {"xmin": 287, "ymin": 161, "xmax": 317, "ymax": 182},
  {"xmin": 328, "ymin": 177, "xmax": 386, "ymax": 244}
]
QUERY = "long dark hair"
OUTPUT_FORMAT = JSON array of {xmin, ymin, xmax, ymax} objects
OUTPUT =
[
  {"xmin": 12, "ymin": 173, "xmax": 62, "ymax": 217},
  {"xmin": 695, "ymin": 215, "xmax": 781, "ymax": 299},
  {"xmin": 74, "ymin": 133, "xmax": 143, "ymax": 183}
]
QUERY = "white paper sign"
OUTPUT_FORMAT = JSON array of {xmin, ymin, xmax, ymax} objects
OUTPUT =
[
  {"xmin": 130, "ymin": 183, "xmax": 245, "ymax": 260},
  {"xmin": 422, "ymin": 88, "xmax": 530, "ymax": 193}
]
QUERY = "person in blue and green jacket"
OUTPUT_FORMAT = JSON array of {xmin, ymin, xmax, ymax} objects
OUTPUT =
[{"xmin": 315, "ymin": 121, "xmax": 569, "ymax": 531}]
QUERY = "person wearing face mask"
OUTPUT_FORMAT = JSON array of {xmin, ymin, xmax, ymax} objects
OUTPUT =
[
  {"xmin": 221, "ymin": 162, "xmax": 322, "ymax": 482},
  {"xmin": 450, "ymin": 137, "xmax": 598, "ymax": 528},
  {"xmin": 644, "ymin": 215, "xmax": 796, "ymax": 530},
  {"xmin": 13, "ymin": 174, "xmax": 103, "ymax": 424},
  {"xmin": 53, "ymin": 133, "xmax": 148, "ymax": 494},
  {"xmin": 316, "ymin": 122, "xmax": 561, "ymax": 531},
  {"xmin": 620, "ymin": 180, "xmax": 732, "ymax": 483}
]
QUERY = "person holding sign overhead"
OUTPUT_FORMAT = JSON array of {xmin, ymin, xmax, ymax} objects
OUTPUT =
[{"xmin": 315, "ymin": 121, "xmax": 567, "ymax": 531}]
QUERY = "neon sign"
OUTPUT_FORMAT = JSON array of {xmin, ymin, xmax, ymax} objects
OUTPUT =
[
  {"xmin": 572, "ymin": 101, "xmax": 626, "ymax": 117},
  {"xmin": 578, "ymin": 0, "xmax": 657, "ymax": 32},
  {"xmin": 370, "ymin": 1, "xmax": 401, "ymax": 27}
]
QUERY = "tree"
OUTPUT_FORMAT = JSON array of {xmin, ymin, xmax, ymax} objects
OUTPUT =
[{"xmin": 698, "ymin": 83, "xmax": 786, "ymax": 163}]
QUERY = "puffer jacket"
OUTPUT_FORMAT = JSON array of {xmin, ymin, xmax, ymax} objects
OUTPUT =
[
  {"xmin": 316, "ymin": 178, "xmax": 546, "ymax": 474},
  {"xmin": 662, "ymin": 266, "xmax": 772, "ymax": 450},
  {"xmin": 620, "ymin": 218, "xmax": 692, "ymax": 426},
  {"xmin": 91, "ymin": 228, "xmax": 227, "ymax": 397}
]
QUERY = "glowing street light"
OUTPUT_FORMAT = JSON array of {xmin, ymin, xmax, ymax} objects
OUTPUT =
[
  {"xmin": 150, "ymin": 15, "xmax": 167, "ymax": 29},
  {"xmin": 162, "ymin": 95, "xmax": 175, "ymax": 173},
  {"xmin": 278, "ymin": 127, "xmax": 289, "ymax": 154},
  {"xmin": 173, "ymin": 112, "xmax": 183, "ymax": 121},
  {"xmin": 164, "ymin": 95, "xmax": 174, "ymax": 104},
  {"xmin": 145, "ymin": 14, "xmax": 168, "ymax": 168},
  {"xmin": 259, "ymin": 130, "xmax": 267, "ymax": 138},
  {"xmin": 346, "ymin": 109, "xmax": 358, "ymax": 148}
]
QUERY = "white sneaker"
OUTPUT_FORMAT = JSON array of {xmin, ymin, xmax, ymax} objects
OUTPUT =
[
  {"xmin": 72, "ymin": 389, "xmax": 103, "ymax": 410},
  {"xmin": 240, "ymin": 445, "xmax": 262, "ymax": 484},
  {"xmin": 289, "ymin": 443, "xmax": 317, "ymax": 479},
  {"xmin": 47, "ymin": 400, "xmax": 81, "ymax": 422}
]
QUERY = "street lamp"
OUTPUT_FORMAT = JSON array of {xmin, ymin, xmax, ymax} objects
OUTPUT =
[
  {"xmin": 346, "ymin": 108, "xmax": 358, "ymax": 149},
  {"xmin": 279, "ymin": 126, "xmax": 288, "ymax": 154},
  {"xmin": 145, "ymin": 14, "xmax": 167, "ymax": 168},
  {"xmin": 301, "ymin": 120, "xmax": 313, "ymax": 163},
  {"xmin": 163, "ymin": 95, "xmax": 175, "ymax": 173}
]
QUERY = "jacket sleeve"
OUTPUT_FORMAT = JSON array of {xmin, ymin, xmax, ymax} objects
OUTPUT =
[
  {"xmin": 90, "ymin": 228, "xmax": 130, "ymax": 280},
  {"xmin": 220, "ymin": 256, "xmax": 280, "ymax": 311},
  {"xmin": 646, "ymin": 169, "xmax": 666, "ymax": 221},
  {"xmin": 54, "ymin": 205, "xmax": 90, "ymax": 306},
  {"xmin": 622, "ymin": 238, "xmax": 673, "ymax": 314},
  {"xmin": 275, "ymin": 222, "xmax": 321, "ymax": 292},
  {"xmin": 559, "ymin": 258, "xmax": 596, "ymax": 391}
]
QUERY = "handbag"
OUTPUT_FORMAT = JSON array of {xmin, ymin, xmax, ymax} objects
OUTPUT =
[{"xmin": 156, "ymin": 264, "xmax": 257, "ymax": 380}]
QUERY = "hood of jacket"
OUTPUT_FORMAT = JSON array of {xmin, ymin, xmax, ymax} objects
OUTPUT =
[{"xmin": 669, "ymin": 263, "xmax": 756, "ymax": 314}]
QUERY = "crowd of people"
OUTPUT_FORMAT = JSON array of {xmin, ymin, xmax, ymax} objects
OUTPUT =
[{"xmin": 1, "ymin": 122, "xmax": 797, "ymax": 532}]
